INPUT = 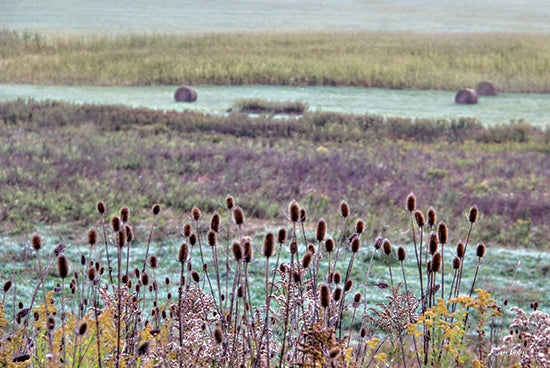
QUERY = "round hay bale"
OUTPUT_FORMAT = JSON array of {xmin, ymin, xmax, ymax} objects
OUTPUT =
[
  {"xmin": 174, "ymin": 86, "xmax": 197, "ymax": 102},
  {"xmin": 455, "ymin": 88, "xmax": 478, "ymax": 104},
  {"xmin": 476, "ymin": 80, "xmax": 497, "ymax": 96}
]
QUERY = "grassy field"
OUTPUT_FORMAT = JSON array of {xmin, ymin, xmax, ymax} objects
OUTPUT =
[{"xmin": 2, "ymin": 30, "xmax": 550, "ymax": 92}]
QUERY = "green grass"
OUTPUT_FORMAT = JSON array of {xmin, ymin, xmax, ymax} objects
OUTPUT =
[{"xmin": 2, "ymin": 30, "xmax": 550, "ymax": 92}]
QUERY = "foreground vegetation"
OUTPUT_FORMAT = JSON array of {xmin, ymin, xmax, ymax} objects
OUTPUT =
[
  {"xmin": 0, "ymin": 195, "xmax": 547, "ymax": 367},
  {"xmin": 2, "ymin": 30, "xmax": 550, "ymax": 92}
]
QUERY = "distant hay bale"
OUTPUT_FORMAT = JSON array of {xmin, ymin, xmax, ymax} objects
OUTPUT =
[
  {"xmin": 476, "ymin": 80, "xmax": 497, "ymax": 96},
  {"xmin": 174, "ymin": 86, "xmax": 197, "ymax": 102},
  {"xmin": 455, "ymin": 88, "xmax": 478, "ymax": 104}
]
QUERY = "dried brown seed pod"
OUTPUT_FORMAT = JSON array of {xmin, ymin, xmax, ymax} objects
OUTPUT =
[
  {"xmin": 58, "ymin": 255, "xmax": 69, "ymax": 279},
  {"xmin": 289, "ymin": 240, "xmax": 298, "ymax": 254},
  {"xmin": 456, "ymin": 242, "xmax": 465, "ymax": 258},
  {"xmin": 293, "ymin": 270, "xmax": 301, "ymax": 283},
  {"xmin": 78, "ymin": 322, "xmax": 88, "ymax": 336},
  {"xmin": 354, "ymin": 292, "xmax": 362, "ymax": 303},
  {"xmin": 427, "ymin": 207, "xmax": 437, "ymax": 227},
  {"xmin": 344, "ymin": 279, "xmax": 353, "ymax": 292},
  {"xmin": 87, "ymin": 228, "xmax": 98, "ymax": 246},
  {"xmin": 149, "ymin": 255, "xmax": 158, "ymax": 269},
  {"xmin": 405, "ymin": 192, "xmax": 416, "ymax": 212},
  {"xmin": 351, "ymin": 237, "xmax": 360, "ymax": 253},
  {"xmin": 117, "ymin": 229, "xmax": 127, "ymax": 247},
  {"xmin": 182, "ymin": 223, "xmax": 192, "ymax": 237},
  {"xmin": 374, "ymin": 237, "xmax": 384, "ymax": 250},
  {"xmin": 47, "ymin": 315, "xmax": 55, "ymax": 330},
  {"xmin": 432, "ymin": 252, "xmax": 442, "ymax": 273},
  {"xmin": 191, "ymin": 270, "xmax": 200, "ymax": 283},
  {"xmin": 469, "ymin": 205, "xmax": 479, "ymax": 223},
  {"xmin": 31, "ymin": 234, "xmax": 42, "ymax": 250},
  {"xmin": 332, "ymin": 287, "xmax": 343, "ymax": 302},
  {"xmin": 316, "ymin": 218, "xmax": 327, "ymax": 241},
  {"xmin": 81, "ymin": 255, "xmax": 86, "ymax": 266},
  {"xmin": 414, "ymin": 210, "xmax": 425, "ymax": 227},
  {"xmin": 340, "ymin": 201, "xmax": 350, "ymax": 218},
  {"xmin": 207, "ymin": 230, "xmax": 217, "ymax": 247},
  {"xmin": 243, "ymin": 238, "xmax": 253, "ymax": 263},
  {"xmin": 233, "ymin": 206, "xmax": 244, "ymax": 225},
  {"xmin": 329, "ymin": 347, "xmax": 341, "ymax": 359},
  {"xmin": 355, "ymin": 218, "xmax": 365, "ymax": 234},
  {"xmin": 119, "ymin": 207, "xmax": 130, "ymax": 223},
  {"xmin": 87, "ymin": 266, "xmax": 96, "ymax": 281},
  {"xmin": 476, "ymin": 243, "xmax": 486, "ymax": 258},
  {"xmin": 307, "ymin": 243, "xmax": 316, "ymax": 253},
  {"xmin": 452, "ymin": 257, "xmax": 461, "ymax": 270},
  {"xmin": 96, "ymin": 201, "xmax": 106, "ymax": 214},
  {"xmin": 300, "ymin": 208, "xmax": 307, "ymax": 222},
  {"xmin": 191, "ymin": 206, "xmax": 201, "ymax": 220},
  {"xmin": 111, "ymin": 216, "xmax": 121, "ymax": 232},
  {"xmin": 232, "ymin": 242, "xmax": 243, "ymax": 261},
  {"xmin": 225, "ymin": 195, "xmax": 235, "ymax": 209},
  {"xmin": 3, "ymin": 280, "xmax": 12, "ymax": 293},
  {"xmin": 320, "ymin": 284, "xmax": 330, "ymax": 308},
  {"xmin": 210, "ymin": 212, "xmax": 221, "ymax": 232},
  {"xmin": 125, "ymin": 225, "xmax": 134, "ymax": 243},
  {"xmin": 237, "ymin": 285, "xmax": 244, "ymax": 298},
  {"xmin": 213, "ymin": 326, "xmax": 223, "ymax": 344},
  {"xmin": 141, "ymin": 271, "xmax": 150, "ymax": 286},
  {"xmin": 397, "ymin": 246, "xmax": 406, "ymax": 262},
  {"xmin": 325, "ymin": 237, "xmax": 335, "ymax": 253},
  {"xmin": 289, "ymin": 200, "xmax": 300, "ymax": 222},
  {"xmin": 302, "ymin": 251, "xmax": 313, "ymax": 269},
  {"xmin": 263, "ymin": 232, "xmax": 275, "ymax": 257},
  {"xmin": 333, "ymin": 272, "xmax": 342, "ymax": 284},
  {"xmin": 382, "ymin": 239, "xmax": 392, "ymax": 255},
  {"xmin": 152, "ymin": 204, "xmax": 161, "ymax": 216},
  {"xmin": 360, "ymin": 327, "xmax": 367, "ymax": 338},
  {"xmin": 428, "ymin": 232, "xmax": 439, "ymax": 255},
  {"xmin": 438, "ymin": 222, "xmax": 448, "ymax": 244},
  {"xmin": 137, "ymin": 341, "xmax": 150, "ymax": 356},
  {"xmin": 277, "ymin": 227, "xmax": 287, "ymax": 244},
  {"xmin": 189, "ymin": 233, "xmax": 197, "ymax": 246}
]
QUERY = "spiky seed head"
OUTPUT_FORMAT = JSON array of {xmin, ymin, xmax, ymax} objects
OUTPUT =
[
  {"xmin": 469, "ymin": 205, "xmax": 479, "ymax": 223},
  {"xmin": 189, "ymin": 233, "xmax": 197, "ymax": 246},
  {"xmin": 85, "ymin": 228, "xmax": 97, "ymax": 246},
  {"xmin": 78, "ymin": 322, "xmax": 88, "ymax": 336},
  {"xmin": 137, "ymin": 341, "xmax": 150, "ymax": 356},
  {"xmin": 340, "ymin": 201, "xmax": 350, "ymax": 218},
  {"xmin": 355, "ymin": 218, "xmax": 365, "ymax": 234},
  {"xmin": 182, "ymin": 223, "xmax": 192, "ymax": 237},
  {"xmin": 414, "ymin": 210, "xmax": 425, "ymax": 227},
  {"xmin": 452, "ymin": 257, "xmax": 461, "ymax": 270},
  {"xmin": 243, "ymin": 238, "xmax": 253, "ymax": 263},
  {"xmin": 134, "ymin": 267, "xmax": 140, "ymax": 279},
  {"xmin": 302, "ymin": 251, "xmax": 313, "ymax": 269},
  {"xmin": 232, "ymin": 242, "xmax": 243, "ymax": 261},
  {"xmin": 141, "ymin": 271, "xmax": 149, "ymax": 286},
  {"xmin": 119, "ymin": 207, "xmax": 130, "ymax": 223},
  {"xmin": 87, "ymin": 266, "xmax": 96, "ymax": 281},
  {"xmin": 405, "ymin": 192, "xmax": 416, "ymax": 212},
  {"xmin": 397, "ymin": 246, "xmax": 406, "ymax": 261},
  {"xmin": 279, "ymin": 263, "xmax": 287, "ymax": 273},
  {"xmin": 111, "ymin": 216, "xmax": 121, "ymax": 232},
  {"xmin": 165, "ymin": 277, "xmax": 170, "ymax": 285},
  {"xmin": 329, "ymin": 347, "xmax": 341, "ymax": 359},
  {"xmin": 438, "ymin": 222, "xmax": 448, "ymax": 244},
  {"xmin": 207, "ymin": 230, "xmax": 217, "ymax": 247},
  {"xmin": 152, "ymin": 204, "xmax": 161, "ymax": 216},
  {"xmin": 117, "ymin": 229, "xmax": 127, "ymax": 247},
  {"xmin": 427, "ymin": 207, "xmax": 437, "ymax": 227},
  {"xmin": 476, "ymin": 243, "xmax": 486, "ymax": 258},
  {"xmin": 374, "ymin": 237, "xmax": 383, "ymax": 250},
  {"xmin": 225, "ymin": 195, "xmax": 235, "ymax": 209},
  {"xmin": 456, "ymin": 241, "xmax": 465, "ymax": 258},
  {"xmin": 332, "ymin": 287, "xmax": 343, "ymax": 302},
  {"xmin": 325, "ymin": 237, "xmax": 335, "ymax": 253},
  {"xmin": 354, "ymin": 292, "xmax": 362, "ymax": 303},
  {"xmin": 432, "ymin": 252, "xmax": 442, "ymax": 273},
  {"xmin": 263, "ymin": 232, "xmax": 275, "ymax": 257},
  {"xmin": 289, "ymin": 200, "xmax": 300, "ymax": 222},
  {"xmin": 293, "ymin": 270, "xmax": 301, "ymax": 283},
  {"xmin": 237, "ymin": 285, "xmax": 244, "ymax": 298},
  {"xmin": 327, "ymin": 272, "xmax": 333, "ymax": 283},
  {"xmin": 300, "ymin": 208, "xmax": 307, "ymax": 222},
  {"xmin": 191, "ymin": 206, "xmax": 201, "ymax": 220},
  {"xmin": 58, "ymin": 255, "xmax": 69, "ymax": 279},
  {"xmin": 382, "ymin": 239, "xmax": 392, "ymax": 255},
  {"xmin": 315, "ymin": 218, "xmax": 327, "ymax": 241},
  {"xmin": 333, "ymin": 272, "xmax": 342, "ymax": 284},
  {"xmin": 3, "ymin": 280, "xmax": 12, "ymax": 292},
  {"xmin": 99, "ymin": 266, "xmax": 104, "ymax": 275},
  {"xmin": 289, "ymin": 240, "xmax": 298, "ymax": 254},
  {"xmin": 277, "ymin": 227, "xmax": 287, "ymax": 243},
  {"xmin": 427, "ymin": 260, "xmax": 432, "ymax": 272},
  {"xmin": 213, "ymin": 326, "xmax": 223, "ymax": 344},
  {"xmin": 428, "ymin": 232, "xmax": 439, "ymax": 254},
  {"xmin": 360, "ymin": 327, "xmax": 367, "ymax": 338},
  {"xmin": 344, "ymin": 279, "xmax": 353, "ymax": 292},
  {"xmin": 31, "ymin": 234, "xmax": 42, "ymax": 251},
  {"xmin": 320, "ymin": 284, "xmax": 330, "ymax": 308},
  {"xmin": 191, "ymin": 270, "xmax": 200, "ymax": 283},
  {"xmin": 351, "ymin": 237, "xmax": 360, "ymax": 253},
  {"xmin": 96, "ymin": 201, "xmax": 106, "ymax": 214},
  {"xmin": 47, "ymin": 315, "xmax": 55, "ymax": 330},
  {"xmin": 233, "ymin": 206, "xmax": 244, "ymax": 225},
  {"xmin": 210, "ymin": 213, "xmax": 221, "ymax": 232},
  {"xmin": 81, "ymin": 255, "xmax": 86, "ymax": 266},
  {"xmin": 149, "ymin": 255, "xmax": 158, "ymax": 269},
  {"xmin": 307, "ymin": 243, "xmax": 316, "ymax": 253}
]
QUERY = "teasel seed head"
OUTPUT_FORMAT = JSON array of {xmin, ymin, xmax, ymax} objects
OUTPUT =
[
  {"xmin": 86, "ymin": 228, "xmax": 98, "ymax": 246},
  {"xmin": 289, "ymin": 239, "xmax": 298, "ymax": 254},
  {"xmin": 397, "ymin": 246, "xmax": 406, "ymax": 262},
  {"xmin": 243, "ymin": 238, "xmax": 253, "ymax": 263},
  {"xmin": 325, "ymin": 237, "xmax": 335, "ymax": 253},
  {"xmin": 182, "ymin": 223, "xmax": 192, "ymax": 237},
  {"xmin": 332, "ymin": 287, "xmax": 343, "ymax": 302},
  {"xmin": 360, "ymin": 327, "xmax": 367, "ymax": 338},
  {"xmin": 320, "ymin": 284, "xmax": 330, "ymax": 308},
  {"xmin": 329, "ymin": 347, "xmax": 341, "ymax": 359},
  {"xmin": 351, "ymin": 236, "xmax": 360, "ymax": 253},
  {"xmin": 137, "ymin": 341, "xmax": 150, "ymax": 356},
  {"xmin": 374, "ymin": 237, "xmax": 383, "ymax": 250},
  {"xmin": 78, "ymin": 322, "xmax": 88, "ymax": 336},
  {"xmin": 476, "ymin": 243, "xmax": 486, "ymax": 258},
  {"xmin": 300, "ymin": 208, "xmax": 307, "ymax": 222},
  {"xmin": 134, "ymin": 267, "xmax": 140, "ymax": 279},
  {"xmin": 354, "ymin": 292, "xmax": 362, "ymax": 303},
  {"xmin": 302, "ymin": 251, "xmax": 313, "ymax": 269},
  {"xmin": 81, "ymin": 255, "xmax": 86, "ymax": 266},
  {"xmin": 263, "ymin": 232, "xmax": 275, "ymax": 258},
  {"xmin": 149, "ymin": 255, "xmax": 158, "ymax": 269},
  {"xmin": 3, "ymin": 280, "xmax": 12, "ymax": 293},
  {"xmin": 333, "ymin": 272, "xmax": 342, "ymax": 284},
  {"xmin": 125, "ymin": 225, "xmax": 134, "ymax": 243},
  {"xmin": 111, "ymin": 216, "xmax": 121, "ymax": 232},
  {"xmin": 293, "ymin": 270, "xmax": 301, "ymax": 283},
  {"xmin": 427, "ymin": 207, "xmax": 437, "ymax": 227},
  {"xmin": 232, "ymin": 242, "xmax": 243, "ymax": 261},
  {"xmin": 189, "ymin": 233, "xmax": 197, "ymax": 246},
  {"xmin": 431, "ymin": 252, "xmax": 442, "ymax": 273},
  {"xmin": 141, "ymin": 271, "xmax": 149, "ymax": 286},
  {"xmin": 456, "ymin": 241, "xmax": 465, "ymax": 258},
  {"xmin": 382, "ymin": 239, "xmax": 392, "ymax": 255},
  {"xmin": 355, "ymin": 218, "xmax": 365, "ymax": 234},
  {"xmin": 340, "ymin": 201, "xmax": 350, "ymax": 218},
  {"xmin": 452, "ymin": 257, "xmax": 461, "ymax": 270},
  {"xmin": 47, "ymin": 315, "xmax": 55, "ymax": 330},
  {"xmin": 213, "ymin": 326, "xmax": 223, "ymax": 344},
  {"xmin": 438, "ymin": 222, "xmax": 448, "ymax": 244},
  {"xmin": 344, "ymin": 279, "xmax": 353, "ymax": 292},
  {"xmin": 233, "ymin": 206, "xmax": 245, "ymax": 225},
  {"xmin": 191, "ymin": 206, "xmax": 201, "ymax": 221},
  {"xmin": 117, "ymin": 229, "xmax": 127, "ymax": 247},
  {"xmin": 307, "ymin": 243, "xmax": 316, "ymax": 253},
  {"xmin": 207, "ymin": 230, "xmax": 217, "ymax": 247},
  {"xmin": 119, "ymin": 207, "xmax": 130, "ymax": 223},
  {"xmin": 414, "ymin": 210, "xmax": 425, "ymax": 227},
  {"xmin": 152, "ymin": 204, "xmax": 161, "ymax": 216},
  {"xmin": 191, "ymin": 270, "xmax": 200, "ymax": 283},
  {"xmin": 96, "ymin": 201, "xmax": 106, "ymax": 214},
  {"xmin": 210, "ymin": 212, "xmax": 221, "ymax": 232},
  {"xmin": 428, "ymin": 232, "xmax": 439, "ymax": 254},
  {"xmin": 289, "ymin": 200, "xmax": 300, "ymax": 222},
  {"xmin": 31, "ymin": 234, "xmax": 42, "ymax": 251},
  {"xmin": 277, "ymin": 227, "xmax": 287, "ymax": 243},
  {"xmin": 87, "ymin": 266, "xmax": 96, "ymax": 281},
  {"xmin": 225, "ymin": 195, "xmax": 235, "ymax": 209},
  {"xmin": 58, "ymin": 255, "xmax": 69, "ymax": 279},
  {"xmin": 469, "ymin": 205, "xmax": 479, "ymax": 223},
  {"xmin": 316, "ymin": 218, "xmax": 327, "ymax": 241},
  {"xmin": 405, "ymin": 192, "xmax": 416, "ymax": 212},
  {"xmin": 237, "ymin": 285, "xmax": 244, "ymax": 298}
]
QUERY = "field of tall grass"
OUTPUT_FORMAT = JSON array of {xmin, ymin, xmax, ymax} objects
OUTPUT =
[{"xmin": 2, "ymin": 30, "xmax": 550, "ymax": 92}]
